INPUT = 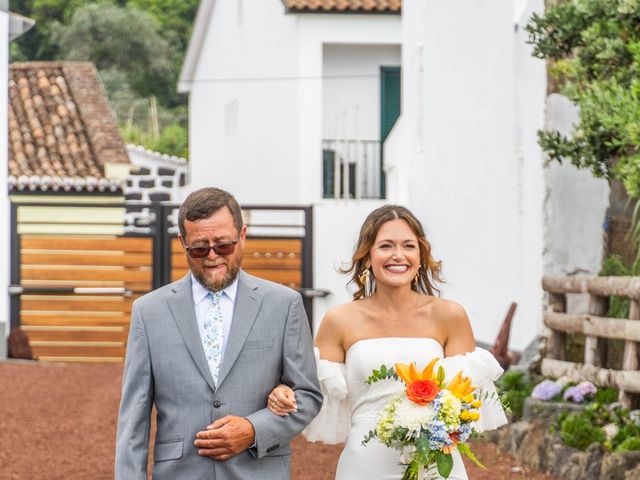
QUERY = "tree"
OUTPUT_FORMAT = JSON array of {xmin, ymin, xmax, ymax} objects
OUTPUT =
[
  {"xmin": 128, "ymin": 0, "xmax": 199, "ymax": 52},
  {"xmin": 11, "ymin": 0, "xmax": 88, "ymax": 60},
  {"xmin": 526, "ymin": 0, "xmax": 640, "ymax": 197},
  {"xmin": 50, "ymin": 2, "xmax": 180, "ymax": 105}
]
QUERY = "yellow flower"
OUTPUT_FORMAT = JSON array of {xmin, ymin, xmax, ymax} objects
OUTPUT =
[
  {"xmin": 460, "ymin": 410, "xmax": 471, "ymax": 421},
  {"xmin": 471, "ymin": 399, "xmax": 482, "ymax": 408},
  {"xmin": 462, "ymin": 393, "xmax": 474, "ymax": 404},
  {"xmin": 447, "ymin": 371, "xmax": 476, "ymax": 399},
  {"xmin": 395, "ymin": 358, "xmax": 439, "ymax": 385},
  {"xmin": 469, "ymin": 411, "xmax": 480, "ymax": 421}
]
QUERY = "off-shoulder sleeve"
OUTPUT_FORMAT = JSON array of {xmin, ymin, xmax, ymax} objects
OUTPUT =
[
  {"xmin": 302, "ymin": 348, "xmax": 351, "ymax": 444},
  {"xmin": 438, "ymin": 348, "xmax": 508, "ymax": 432}
]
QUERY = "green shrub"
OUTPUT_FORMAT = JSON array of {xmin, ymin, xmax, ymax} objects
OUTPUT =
[
  {"xmin": 496, "ymin": 370, "xmax": 534, "ymax": 420},
  {"xmin": 600, "ymin": 255, "xmax": 631, "ymax": 319},
  {"xmin": 614, "ymin": 436, "xmax": 640, "ymax": 453},
  {"xmin": 593, "ymin": 388, "xmax": 618, "ymax": 404},
  {"xmin": 559, "ymin": 412, "xmax": 606, "ymax": 450}
]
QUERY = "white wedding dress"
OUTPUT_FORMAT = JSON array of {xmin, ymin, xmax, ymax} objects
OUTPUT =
[{"xmin": 303, "ymin": 337, "xmax": 508, "ymax": 480}]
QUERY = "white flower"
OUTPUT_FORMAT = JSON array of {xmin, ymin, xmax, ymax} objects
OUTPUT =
[
  {"xmin": 394, "ymin": 397, "xmax": 435, "ymax": 437},
  {"xmin": 603, "ymin": 423, "xmax": 619, "ymax": 440}
]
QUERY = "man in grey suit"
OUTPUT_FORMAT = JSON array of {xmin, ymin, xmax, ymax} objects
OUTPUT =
[{"xmin": 116, "ymin": 187, "xmax": 322, "ymax": 479}]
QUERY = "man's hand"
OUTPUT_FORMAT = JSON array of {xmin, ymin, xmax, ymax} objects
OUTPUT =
[{"xmin": 194, "ymin": 416, "xmax": 256, "ymax": 461}]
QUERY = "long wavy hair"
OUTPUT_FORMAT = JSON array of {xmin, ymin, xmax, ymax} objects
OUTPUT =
[{"xmin": 343, "ymin": 205, "xmax": 443, "ymax": 300}]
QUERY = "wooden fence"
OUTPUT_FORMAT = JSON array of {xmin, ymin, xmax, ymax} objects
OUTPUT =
[
  {"xmin": 542, "ymin": 275, "xmax": 640, "ymax": 407},
  {"xmin": 10, "ymin": 202, "xmax": 315, "ymax": 364},
  {"xmin": 18, "ymin": 235, "xmax": 152, "ymax": 362}
]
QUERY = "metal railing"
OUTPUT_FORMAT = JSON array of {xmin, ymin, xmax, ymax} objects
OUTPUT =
[{"xmin": 322, "ymin": 139, "xmax": 383, "ymax": 199}]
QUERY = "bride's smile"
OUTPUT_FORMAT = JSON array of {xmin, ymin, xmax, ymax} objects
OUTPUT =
[{"xmin": 369, "ymin": 218, "xmax": 421, "ymax": 288}]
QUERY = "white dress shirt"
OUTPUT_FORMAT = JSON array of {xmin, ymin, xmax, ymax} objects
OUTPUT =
[{"xmin": 191, "ymin": 273, "xmax": 238, "ymax": 369}]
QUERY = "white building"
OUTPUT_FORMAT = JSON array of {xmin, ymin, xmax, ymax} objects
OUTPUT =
[
  {"xmin": 1, "ymin": 4, "xmax": 34, "ymax": 358},
  {"xmin": 179, "ymin": 0, "xmax": 399, "ymax": 329},
  {"xmin": 180, "ymin": 0, "xmax": 609, "ymax": 350}
]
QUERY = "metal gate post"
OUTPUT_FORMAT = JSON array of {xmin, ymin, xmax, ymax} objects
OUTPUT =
[
  {"xmin": 151, "ymin": 204, "xmax": 165, "ymax": 290},
  {"xmin": 9, "ymin": 202, "xmax": 20, "ymax": 332},
  {"xmin": 301, "ymin": 206, "xmax": 314, "ymax": 326},
  {"xmin": 160, "ymin": 204, "xmax": 173, "ymax": 286}
]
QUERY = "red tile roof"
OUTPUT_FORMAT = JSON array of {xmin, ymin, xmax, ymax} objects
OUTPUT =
[
  {"xmin": 284, "ymin": 0, "xmax": 400, "ymax": 13},
  {"xmin": 8, "ymin": 62, "xmax": 129, "ymax": 193}
]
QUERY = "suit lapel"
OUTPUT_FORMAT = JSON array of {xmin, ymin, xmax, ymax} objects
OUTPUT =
[
  {"xmin": 168, "ymin": 275, "xmax": 217, "ymax": 393},
  {"xmin": 216, "ymin": 270, "xmax": 262, "ymax": 387}
]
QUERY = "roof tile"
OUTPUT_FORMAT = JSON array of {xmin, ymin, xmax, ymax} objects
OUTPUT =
[
  {"xmin": 285, "ymin": 0, "xmax": 400, "ymax": 13},
  {"xmin": 8, "ymin": 62, "xmax": 129, "ymax": 193}
]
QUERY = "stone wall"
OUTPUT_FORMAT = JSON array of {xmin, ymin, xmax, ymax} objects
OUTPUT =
[
  {"xmin": 484, "ymin": 399, "xmax": 640, "ymax": 479},
  {"xmin": 125, "ymin": 144, "xmax": 188, "ymax": 203}
]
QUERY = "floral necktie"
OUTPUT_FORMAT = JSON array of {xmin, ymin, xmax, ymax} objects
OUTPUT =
[{"xmin": 203, "ymin": 291, "xmax": 224, "ymax": 385}]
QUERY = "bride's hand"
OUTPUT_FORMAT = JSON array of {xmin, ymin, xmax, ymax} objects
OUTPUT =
[{"xmin": 267, "ymin": 384, "xmax": 297, "ymax": 416}]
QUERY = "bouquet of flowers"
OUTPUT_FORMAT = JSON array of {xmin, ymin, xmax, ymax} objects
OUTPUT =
[{"xmin": 363, "ymin": 358, "xmax": 485, "ymax": 480}]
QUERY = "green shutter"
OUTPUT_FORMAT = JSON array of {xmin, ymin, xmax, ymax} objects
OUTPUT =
[
  {"xmin": 322, "ymin": 149, "xmax": 335, "ymax": 198},
  {"xmin": 380, "ymin": 66, "xmax": 401, "ymax": 143},
  {"xmin": 379, "ymin": 66, "xmax": 401, "ymax": 198}
]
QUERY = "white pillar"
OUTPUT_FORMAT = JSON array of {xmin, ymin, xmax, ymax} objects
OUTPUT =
[{"xmin": 0, "ymin": 9, "xmax": 10, "ymax": 358}]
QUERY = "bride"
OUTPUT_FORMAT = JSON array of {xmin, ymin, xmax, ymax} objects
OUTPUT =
[{"xmin": 267, "ymin": 205, "xmax": 507, "ymax": 479}]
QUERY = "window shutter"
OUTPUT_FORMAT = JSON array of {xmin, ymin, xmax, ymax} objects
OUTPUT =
[{"xmin": 380, "ymin": 66, "xmax": 401, "ymax": 144}]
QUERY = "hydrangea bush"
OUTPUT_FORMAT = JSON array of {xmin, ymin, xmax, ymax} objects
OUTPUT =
[
  {"xmin": 529, "ymin": 376, "xmax": 640, "ymax": 452},
  {"xmin": 531, "ymin": 377, "xmax": 597, "ymax": 404}
]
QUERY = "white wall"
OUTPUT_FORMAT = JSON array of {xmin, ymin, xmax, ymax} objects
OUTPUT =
[
  {"xmin": 312, "ymin": 199, "xmax": 385, "ymax": 333},
  {"xmin": 0, "ymin": 9, "xmax": 9, "ymax": 355},
  {"xmin": 513, "ymin": 0, "xmax": 546, "ymax": 351},
  {"xmin": 323, "ymin": 44, "xmax": 401, "ymax": 141},
  {"xmin": 386, "ymin": 0, "xmax": 547, "ymax": 351},
  {"xmin": 297, "ymin": 15, "xmax": 400, "ymax": 204},
  {"xmin": 188, "ymin": 0, "xmax": 302, "ymax": 204},
  {"xmin": 187, "ymin": 1, "xmax": 401, "ymax": 205},
  {"xmin": 543, "ymin": 94, "xmax": 610, "ymax": 276}
]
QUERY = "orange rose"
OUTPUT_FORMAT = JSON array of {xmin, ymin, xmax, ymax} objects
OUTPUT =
[{"xmin": 406, "ymin": 379, "xmax": 440, "ymax": 405}]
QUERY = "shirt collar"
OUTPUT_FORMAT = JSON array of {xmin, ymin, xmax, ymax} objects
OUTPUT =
[{"xmin": 191, "ymin": 273, "xmax": 239, "ymax": 305}]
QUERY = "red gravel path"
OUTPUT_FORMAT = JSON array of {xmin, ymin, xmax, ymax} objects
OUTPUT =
[{"xmin": 0, "ymin": 361, "xmax": 557, "ymax": 479}]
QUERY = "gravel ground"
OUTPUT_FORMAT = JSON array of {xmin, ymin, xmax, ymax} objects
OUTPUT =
[{"xmin": 0, "ymin": 361, "xmax": 557, "ymax": 480}]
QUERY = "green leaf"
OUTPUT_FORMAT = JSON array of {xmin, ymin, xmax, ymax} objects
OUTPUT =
[
  {"xmin": 457, "ymin": 443, "xmax": 486, "ymax": 469},
  {"xmin": 436, "ymin": 452, "xmax": 453, "ymax": 478},
  {"xmin": 401, "ymin": 460, "xmax": 419, "ymax": 480},
  {"xmin": 437, "ymin": 366, "xmax": 445, "ymax": 387},
  {"xmin": 416, "ymin": 434, "xmax": 430, "ymax": 456}
]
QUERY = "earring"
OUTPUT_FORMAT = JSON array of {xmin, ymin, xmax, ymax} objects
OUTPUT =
[
  {"xmin": 359, "ymin": 267, "xmax": 374, "ymax": 297},
  {"xmin": 413, "ymin": 266, "xmax": 421, "ymax": 286}
]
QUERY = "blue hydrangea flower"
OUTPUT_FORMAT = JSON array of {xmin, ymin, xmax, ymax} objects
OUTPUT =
[
  {"xmin": 563, "ymin": 381, "xmax": 597, "ymax": 403},
  {"xmin": 531, "ymin": 379, "xmax": 561, "ymax": 401},
  {"xmin": 428, "ymin": 420, "xmax": 450, "ymax": 450}
]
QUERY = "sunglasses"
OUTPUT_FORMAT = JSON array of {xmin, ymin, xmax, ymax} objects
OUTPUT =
[{"xmin": 183, "ymin": 239, "xmax": 240, "ymax": 259}]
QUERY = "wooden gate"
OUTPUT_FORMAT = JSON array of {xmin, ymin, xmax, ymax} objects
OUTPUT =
[{"xmin": 9, "ymin": 202, "xmax": 314, "ymax": 363}]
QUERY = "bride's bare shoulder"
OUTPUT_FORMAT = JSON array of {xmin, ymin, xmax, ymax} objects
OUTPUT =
[
  {"xmin": 429, "ymin": 297, "xmax": 467, "ymax": 317},
  {"xmin": 316, "ymin": 301, "xmax": 364, "ymax": 360},
  {"xmin": 321, "ymin": 300, "xmax": 363, "ymax": 328},
  {"xmin": 427, "ymin": 298, "xmax": 475, "ymax": 352}
]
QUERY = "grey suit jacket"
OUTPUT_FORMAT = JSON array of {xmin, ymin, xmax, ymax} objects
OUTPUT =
[{"xmin": 115, "ymin": 270, "xmax": 322, "ymax": 480}]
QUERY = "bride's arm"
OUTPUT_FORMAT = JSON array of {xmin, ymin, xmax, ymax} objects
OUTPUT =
[
  {"xmin": 440, "ymin": 300, "xmax": 476, "ymax": 357},
  {"xmin": 267, "ymin": 307, "xmax": 346, "ymax": 417},
  {"xmin": 314, "ymin": 306, "xmax": 346, "ymax": 362},
  {"xmin": 266, "ymin": 384, "xmax": 297, "ymax": 416}
]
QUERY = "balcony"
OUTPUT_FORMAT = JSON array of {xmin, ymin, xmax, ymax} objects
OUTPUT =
[{"xmin": 322, "ymin": 139, "xmax": 384, "ymax": 199}]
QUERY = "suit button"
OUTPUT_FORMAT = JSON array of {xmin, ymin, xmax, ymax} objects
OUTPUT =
[{"xmin": 213, "ymin": 400, "xmax": 222, "ymax": 408}]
